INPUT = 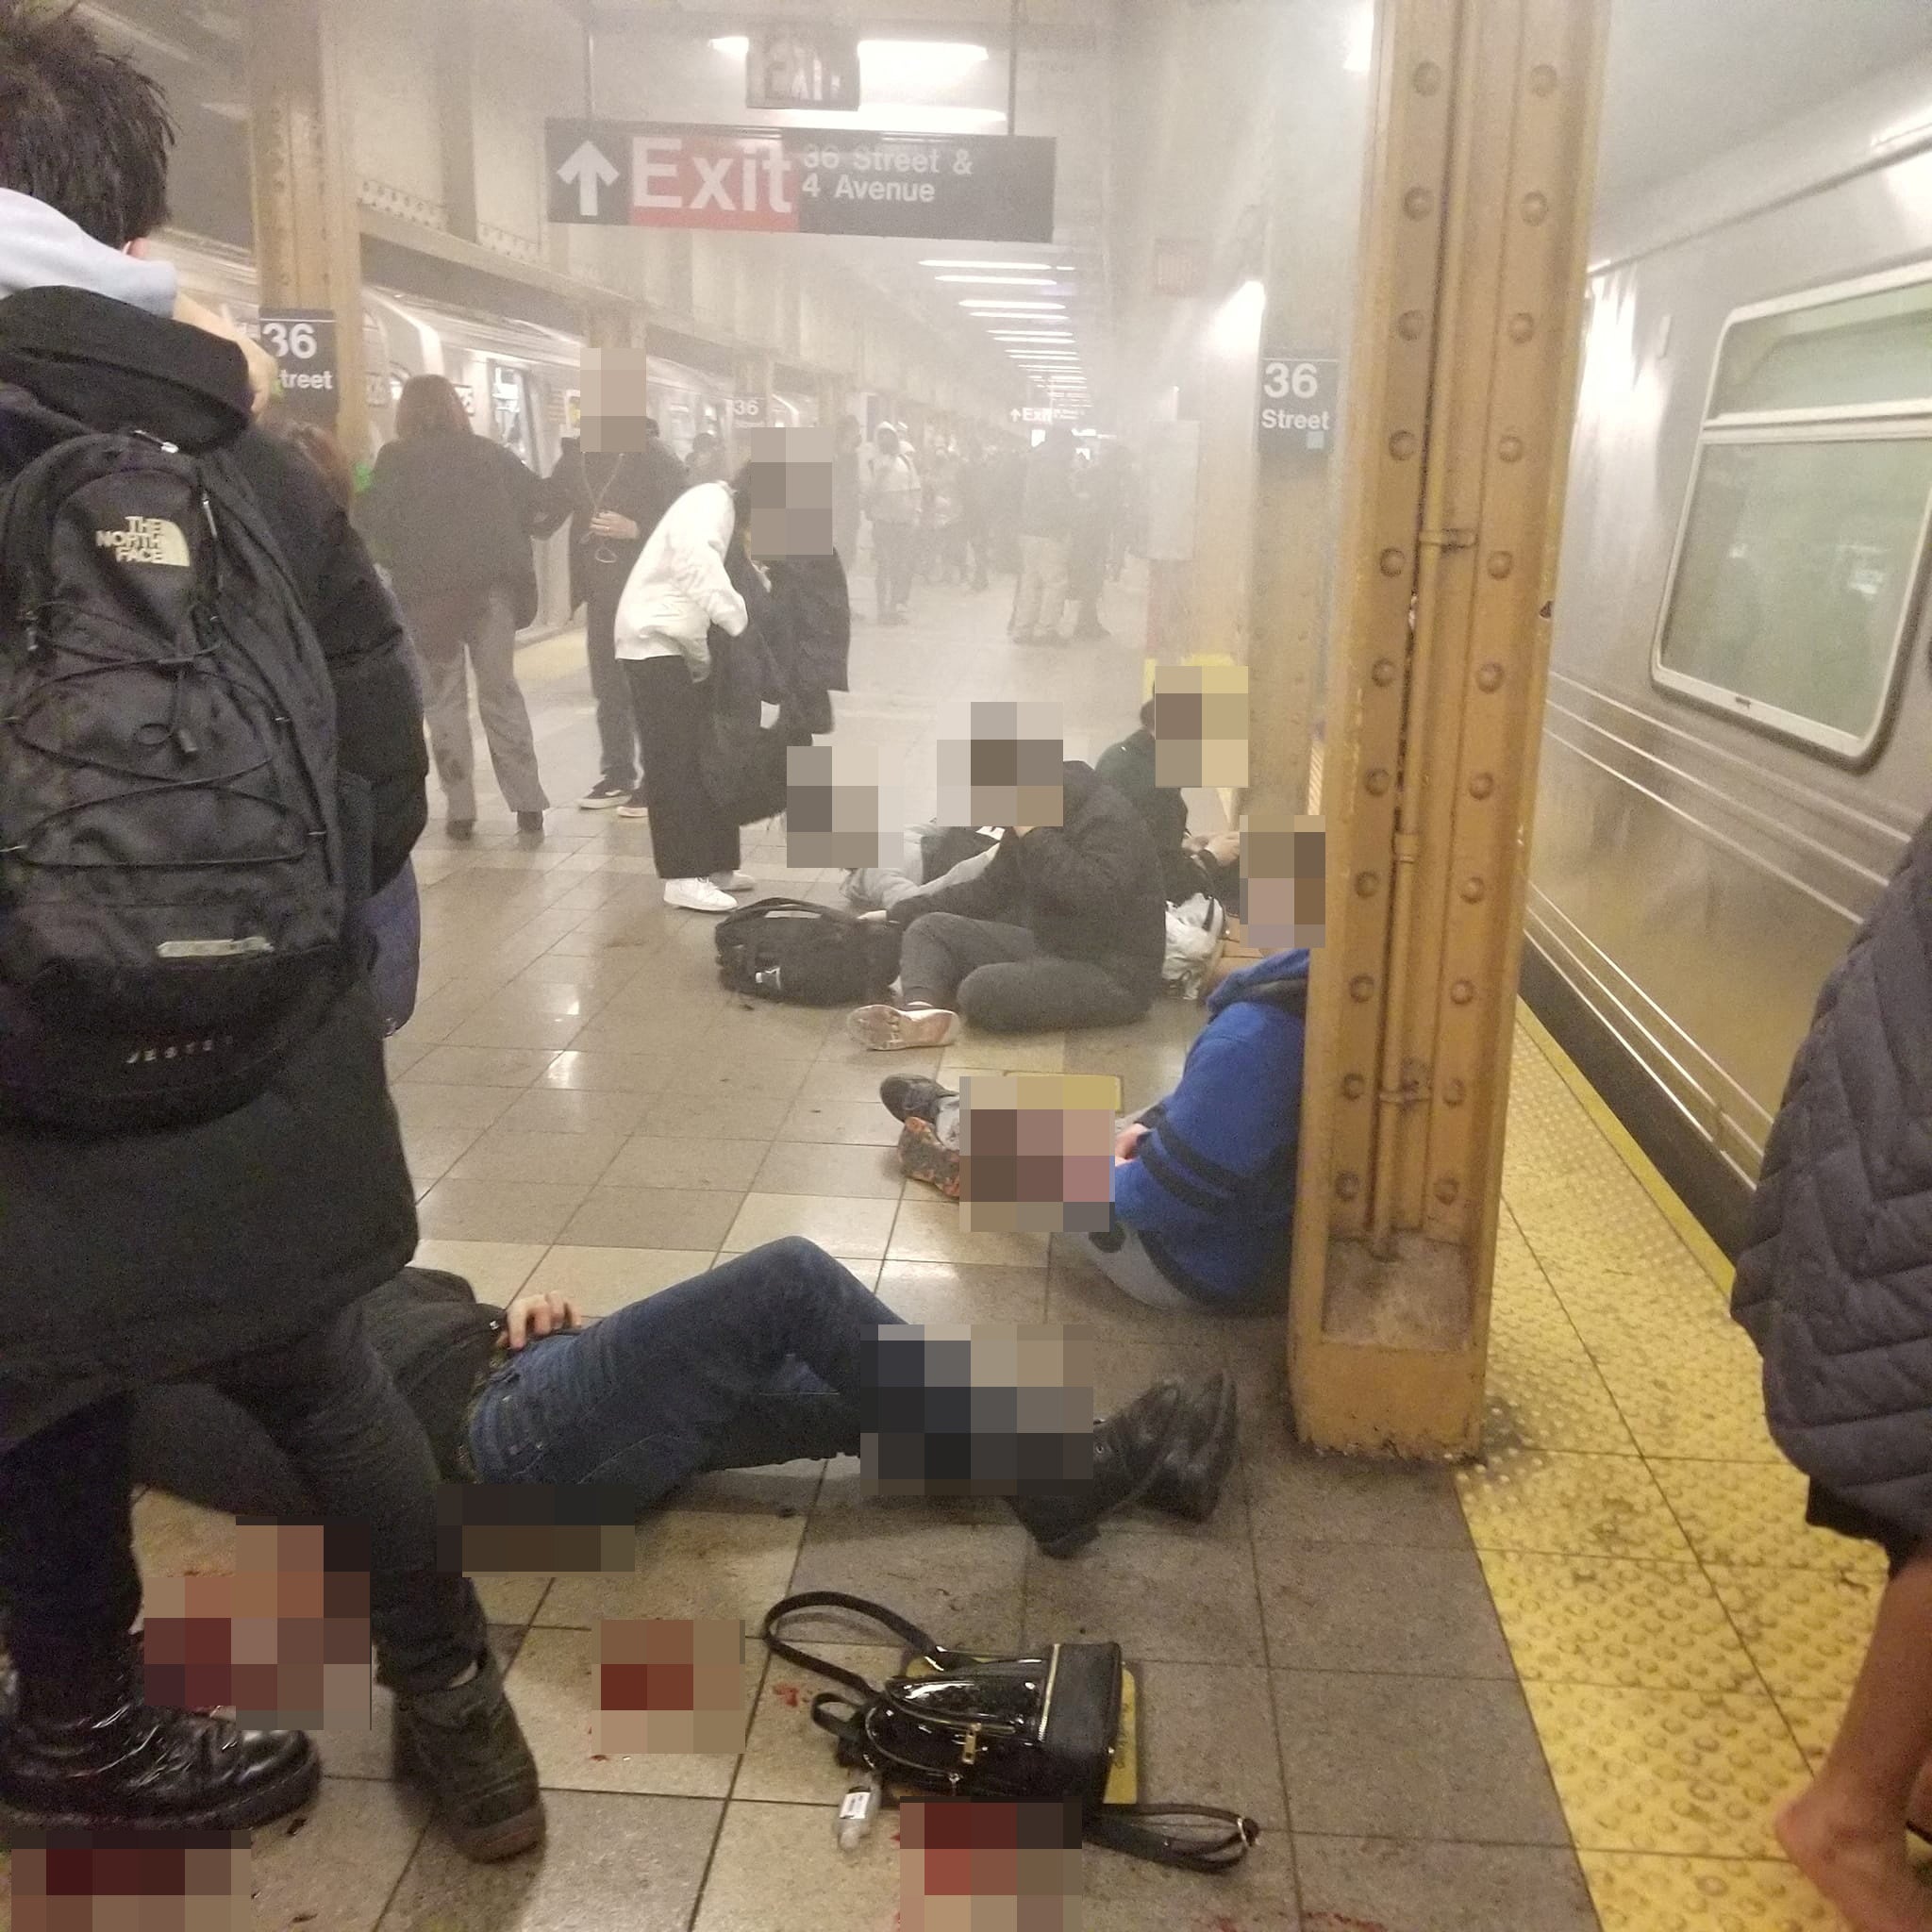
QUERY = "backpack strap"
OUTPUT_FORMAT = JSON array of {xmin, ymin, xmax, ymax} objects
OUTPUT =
[
  {"xmin": 761, "ymin": 1590, "xmax": 961, "ymax": 1699},
  {"xmin": 1088, "ymin": 1802, "xmax": 1259, "ymax": 1872}
]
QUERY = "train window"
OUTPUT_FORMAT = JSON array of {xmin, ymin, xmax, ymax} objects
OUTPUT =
[{"xmin": 1653, "ymin": 268, "xmax": 1932, "ymax": 763}]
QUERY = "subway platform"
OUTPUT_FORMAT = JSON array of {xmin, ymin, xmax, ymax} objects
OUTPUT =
[{"xmin": 80, "ymin": 574, "xmax": 1878, "ymax": 1932}]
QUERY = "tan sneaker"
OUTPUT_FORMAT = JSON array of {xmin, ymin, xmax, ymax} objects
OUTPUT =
[{"xmin": 846, "ymin": 1004, "xmax": 961, "ymax": 1051}]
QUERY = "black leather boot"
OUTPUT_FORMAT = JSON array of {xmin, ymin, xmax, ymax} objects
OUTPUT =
[
  {"xmin": 392, "ymin": 1648, "xmax": 545, "ymax": 1862},
  {"xmin": 1141, "ymin": 1373, "xmax": 1240, "ymax": 1524},
  {"xmin": 1008, "ymin": 1381, "xmax": 1187, "ymax": 1557},
  {"xmin": 0, "ymin": 1642, "xmax": 317, "ymax": 1833}
]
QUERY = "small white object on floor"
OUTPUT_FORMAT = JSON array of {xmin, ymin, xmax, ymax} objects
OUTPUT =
[{"xmin": 664, "ymin": 877, "xmax": 738, "ymax": 913}]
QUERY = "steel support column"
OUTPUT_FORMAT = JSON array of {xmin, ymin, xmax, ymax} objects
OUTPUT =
[
  {"xmin": 245, "ymin": 0, "xmax": 368, "ymax": 458},
  {"xmin": 1287, "ymin": 0, "xmax": 1607, "ymax": 1454}
]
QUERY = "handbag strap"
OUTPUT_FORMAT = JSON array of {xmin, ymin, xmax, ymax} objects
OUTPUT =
[
  {"xmin": 761, "ymin": 1591, "xmax": 962, "ymax": 1704},
  {"xmin": 1088, "ymin": 1803, "xmax": 1259, "ymax": 1873}
]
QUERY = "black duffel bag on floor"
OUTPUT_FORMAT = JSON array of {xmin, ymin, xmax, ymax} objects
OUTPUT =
[
  {"xmin": 762, "ymin": 1591, "xmax": 1259, "ymax": 1872},
  {"xmin": 715, "ymin": 898, "xmax": 902, "ymax": 1007}
]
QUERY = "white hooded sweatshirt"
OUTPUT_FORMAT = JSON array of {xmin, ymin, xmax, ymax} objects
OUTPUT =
[{"xmin": 613, "ymin": 479, "xmax": 747, "ymax": 678}]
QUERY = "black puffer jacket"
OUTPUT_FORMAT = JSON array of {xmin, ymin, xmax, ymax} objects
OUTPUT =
[
  {"xmin": 1732, "ymin": 808, "xmax": 1932, "ymax": 1540},
  {"xmin": 889, "ymin": 761, "xmax": 1165, "ymax": 1000},
  {"xmin": 0, "ymin": 288, "xmax": 427, "ymax": 1452}
]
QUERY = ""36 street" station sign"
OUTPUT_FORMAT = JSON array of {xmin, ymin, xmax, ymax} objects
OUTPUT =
[{"xmin": 546, "ymin": 120, "xmax": 1057, "ymax": 243}]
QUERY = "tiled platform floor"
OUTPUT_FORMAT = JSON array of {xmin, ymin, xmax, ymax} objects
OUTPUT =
[{"xmin": 10, "ymin": 573, "xmax": 1885, "ymax": 1929}]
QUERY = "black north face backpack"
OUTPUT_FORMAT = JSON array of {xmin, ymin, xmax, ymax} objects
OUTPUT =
[
  {"xmin": 0, "ymin": 393, "xmax": 354, "ymax": 1131},
  {"xmin": 715, "ymin": 897, "xmax": 902, "ymax": 1007}
]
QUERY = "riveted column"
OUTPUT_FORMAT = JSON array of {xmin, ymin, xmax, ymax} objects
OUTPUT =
[
  {"xmin": 1287, "ymin": 0, "xmax": 1607, "ymax": 1454},
  {"xmin": 245, "ymin": 0, "xmax": 368, "ymax": 458}
]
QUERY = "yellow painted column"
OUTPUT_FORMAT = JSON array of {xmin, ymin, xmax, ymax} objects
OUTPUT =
[
  {"xmin": 245, "ymin": 0, "xmax": 369, "ymax": 459},
  {"xmin": 1287, "ymin": 0, "xmax": 1607, "ymax": 1455}
]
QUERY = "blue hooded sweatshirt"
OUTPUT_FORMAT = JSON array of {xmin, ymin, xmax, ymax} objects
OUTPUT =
[{"xmin": 1109, "ymin": 949, "xmax": 1308, "ymax": 1310}]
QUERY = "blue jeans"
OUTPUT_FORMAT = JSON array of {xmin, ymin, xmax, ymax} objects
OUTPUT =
[{"xmin": 466, "ymin": 1240, "xmax": 904, "ymax": 1506}]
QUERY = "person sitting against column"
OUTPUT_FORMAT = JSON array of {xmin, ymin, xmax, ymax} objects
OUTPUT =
[
  {"xmin": 879, "ymin": 946, "xmax": 1307, "ymax": 1312},
  {"xmin": 125, "ymin": 1241, "xmax": 1240, "ymax": 1562},
  {"xmin": 846, "ymin": 758, "xmax": 1167, "ymax": 1047}
]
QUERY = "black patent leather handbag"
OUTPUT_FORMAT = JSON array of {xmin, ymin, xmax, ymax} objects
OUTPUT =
[{"xmin": 761, "ymin": 1591, "xmax": 1258, "ymax": 1873}]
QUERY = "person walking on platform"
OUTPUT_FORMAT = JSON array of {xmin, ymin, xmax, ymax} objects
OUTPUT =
[
  {"xmin": 615, "ymin": 473, "xmax": 755, "ymax": 912},
  {"xmin": 541, "ymin": 418, "xmax": 688, "ymax": 811},
  {"xmin": 1010, "ymin": 425, "xmax": 1077, "ymax": 644},
  {"xmin": 361, "ymin": 375, "xmax": 550, "ymax": 840},
  {"xmin": 1733, "ymin": 806, "xmax": 1932, "ymax": 1932},
  {"xmin": 866, "ymin": 423, "xmax": 921, "ymax": 624},
  {"xmin": 0, "ymin": 0, "xmax": 542, "ymax": 1858},
  {"xmin": 958, "ymin": 431, "xmax": 994, "ymax": 591},
  {"xmin": 686, "ymin": 427, "xmax": 728, "ymax": 485},
  {"xmin": 1067, "ymin": 448, "xmax": 1117, "ymax": 640},
  {"xmin": 832, "ymin": 414, "xmax": 865, "ymax": 581}
]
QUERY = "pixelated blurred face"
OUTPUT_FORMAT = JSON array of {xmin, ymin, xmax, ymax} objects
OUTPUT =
[
  {"xmin": 1243, "ymin": 813, "xmax": 1327, "ymax": 950},
  {"xmin": 596, "ymin": 1617, "xmax": 748, "ymax": 1756},
  {"xmin": 901, "ymin": 1800, "xmax": 1084, "ymax": 1932},
  {"xmin": 937, "ymin": 701, "xmax": 1064, "ymax": 827},
  {"xmin": 580, "ymin": 347, "xmax": 653, "ymax": 454},
  {"xmin": 436, "ymin": 1482, "xmax": 634, "ymax": 1575},
  {"xmin": 1152, "ymin": 663, "xmax": 1249, "ymax": 789},
  {"xmin": 786, "ymin": 741, "xmax": 897, "ymax": 870},
  {"xmin": 742, "ymin": 425, "xmax": 835, "ymax": 557},
  {"xmin": 960, "ymin": 1074, "xmax": 1119, "ymax": 1236},
  {"xmin": 10, "ymin": 1831, "xmax": 253, "ymax": 1932},
  {"xmin": 142, "ymin": 1522, "xmax": 372, "ymax": 1732},
  {"xmin": 861, "ymin": 1323, "xmax": 1096, "ymax": 1499}
]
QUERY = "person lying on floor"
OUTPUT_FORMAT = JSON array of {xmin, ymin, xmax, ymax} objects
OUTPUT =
[
  {"xmin": 126, "ymin": 1239, "xmax": 1238, "ymax": 1561},
  {"xmin": 879, "ymin": 946, "xmax": 1308, "ymax": 1314},
  {"xmin": 846, "ymin": 759, "xmax": 1166, "ymax": 1049}
]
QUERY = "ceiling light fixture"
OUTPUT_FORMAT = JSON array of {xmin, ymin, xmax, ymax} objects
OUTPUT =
[
  {"xmin": 959, "ymin": 299, "xmax": 1064, "ymax": 310},
  {"xmin": 708, "ymin": 35, "xmax": 750, "ymax": 57},
  {"xmin": 937, "ymin": 275, "xmax": 1058, "ymax": 287},
  {"xmin": 857, "ymin": 39, "xmax": 990, "ymax": 84}
]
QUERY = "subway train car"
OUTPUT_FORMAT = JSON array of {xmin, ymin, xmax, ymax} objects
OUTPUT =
[
  {"xmin": 153, "ymin": 234, "xmax": 737, "ymax": 635},
  {"xmin": 1523, "ymin": 59, "xmax": 1932, "ymax": 1257}
]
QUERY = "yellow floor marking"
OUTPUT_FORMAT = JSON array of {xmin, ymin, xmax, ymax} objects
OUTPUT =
[{"xmin": 1476, "ymin": 1012, "xmax": 1878, "ymax": 1930}]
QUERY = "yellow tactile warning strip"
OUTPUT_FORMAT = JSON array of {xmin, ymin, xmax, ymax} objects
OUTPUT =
[{"xmin": 1471, "ymin": 1013, "xmax": 1890, "ymax": 1931}]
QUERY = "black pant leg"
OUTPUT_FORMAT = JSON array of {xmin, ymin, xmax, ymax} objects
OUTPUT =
[
  {"xmin": 626, "ymin": 656, "xmax": 742, "ymax": 881},
  {"xmin": 217, "ymin": 1310, "xmax": 484, "ymax": 1699},
  {"xmin": 0, "ymin": 1398, "xmax": 142, "ymax": 1695}
]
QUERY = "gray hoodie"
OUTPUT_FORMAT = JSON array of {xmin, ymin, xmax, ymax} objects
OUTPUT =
[{"xmin": 0, "ymin": 187, "xmax": 178, "ymax": 313}]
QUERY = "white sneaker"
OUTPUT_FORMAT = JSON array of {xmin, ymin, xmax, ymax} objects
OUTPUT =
[
  {"xmin": 846, "ymin": 1004, "xmax": 962, "ymax": 1051},
  {"xmin": 710, "ymin": 872, "xmax": 757, "ymax": 894},
  {"xmin": 664, "ymin": 877, "xmax": 739, "ymax": 913}
]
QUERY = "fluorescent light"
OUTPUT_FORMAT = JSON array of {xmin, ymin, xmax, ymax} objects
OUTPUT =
[
  {"xmin": 762, "ymin": 104, "xmax": 1007, "ymax": 132},
  {"xmin": 991, "ymin": 333, "xmax": 1075, "ymax": 341},
  {"xmin": 858, "ymin": 39, "xmax": 989, "ymax": 85},
  {"xmin": 959, "ymin": 300, "xmax": 1064, "ymax": 310},
  {"xmin": 1343, "ymin": 4, "xmax": 1374, "ymax": 74},
  {"xmin": 709, "ymin": 35, "xmax": 749, "ymax": 57},
  {"xmin": 937, "ymin": 275, "xmax": 1058, "ymax": 287},
  {"xmin": 922, "ymin": 258, "xmax": 1054, "ymax": 270}
]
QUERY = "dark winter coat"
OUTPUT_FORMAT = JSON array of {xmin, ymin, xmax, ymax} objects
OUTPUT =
[
  {"xmin": 360, "ymin": 427, "xmax": 546, "ymax": 626},
  {"xmin": 1093, "ymin": 725, "xmax": 1206, "ymax": 906},
  {"xmin": 539, "ymin": 435, "xmax": 689, "ymax": 614},
  {"xmin": 1732, "ymin": 810, "xmax": 1932, "ymax": 1541},
  {"xmin": 889, "ymin": 761, "xmax": 1166, "ymax": 1000},
  {"xmin": 0, "ymin": 286, "xmax": 428, "ymax": 1452}
]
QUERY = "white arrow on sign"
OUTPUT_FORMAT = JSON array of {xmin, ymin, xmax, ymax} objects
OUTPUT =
[{"xmin": 558, "ymin": 140, "xmax": 620, "ymax": 219}]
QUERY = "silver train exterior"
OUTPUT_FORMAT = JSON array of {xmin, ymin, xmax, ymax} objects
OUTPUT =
[
  {"xmin": 1523, "ymin": 58, "xmax": 1932, "ymax": 1255},
  {"xmin": 151, "ymin": 233, "xmax": 740, "ymax": 635}
]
